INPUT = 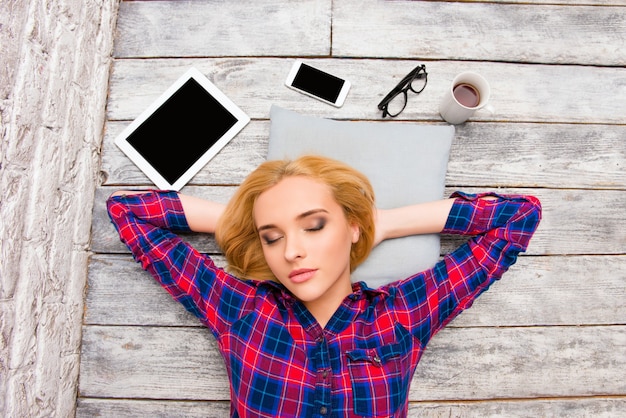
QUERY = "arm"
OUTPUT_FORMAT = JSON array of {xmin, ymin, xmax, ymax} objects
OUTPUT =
[
  {"xmin": 106, "ymin": 190, "xmax": 253, "ymax": 336},
  {"xmin": 110, "ymin": 190, "xmax": 225, "ymax": 233},
  {"xmin": 373, "ymin": 198, "xmax": 456, "ymax": 247},
  {"xmin": 394, "ymin": 192, "xmax": 542, "ymax": 345}
]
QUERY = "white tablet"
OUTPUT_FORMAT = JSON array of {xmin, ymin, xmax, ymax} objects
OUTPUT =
[{"xmin": 114, "ymin": 67, "xmax": 250, "ymax": 190}]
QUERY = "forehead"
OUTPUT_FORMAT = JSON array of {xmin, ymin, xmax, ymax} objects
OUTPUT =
[{"xmin": 253, "ymin": 176, "xmax": 341, "ymax": 223}]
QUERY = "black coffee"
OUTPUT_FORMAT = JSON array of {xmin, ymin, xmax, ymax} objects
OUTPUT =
[{"xmin": 453, "ymin": 83, "xmax": 480, "ymax": 107}]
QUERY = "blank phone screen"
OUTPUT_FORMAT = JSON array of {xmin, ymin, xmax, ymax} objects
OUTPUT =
[{"xmin": 291, "ymin": 63, "xmax": 345, "ymax": 103}]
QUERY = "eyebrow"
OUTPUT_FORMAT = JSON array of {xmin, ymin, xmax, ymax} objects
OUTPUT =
[{"xmin": 256, "ymin": 208, "xmax": 329, "ymax": 232}]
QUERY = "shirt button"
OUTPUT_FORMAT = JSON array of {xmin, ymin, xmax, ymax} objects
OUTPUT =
[
  {"xmin": 322, "ymin": 370, "xmax": 328, "ymax": 378},
  {"xmin": 320, "ymin": 407, "xmax": 328, "ymax": 415}
]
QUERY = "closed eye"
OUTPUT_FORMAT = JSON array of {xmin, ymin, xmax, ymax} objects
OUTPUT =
[
  {"xmin": 261, "ymin": 233, "xmax": 283, "ymax": 246},
  {"xmin": 305, "ymin": 218, "xmax": 326, "ymax": 232},
  {"xmin": 257, "ymin": 210, "xmax": 328, "ymax": 245}
]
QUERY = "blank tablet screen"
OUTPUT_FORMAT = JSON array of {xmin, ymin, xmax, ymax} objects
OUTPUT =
[{"xmin": 126, "ymin": 78, "xmax": 238, "ymax": 185}]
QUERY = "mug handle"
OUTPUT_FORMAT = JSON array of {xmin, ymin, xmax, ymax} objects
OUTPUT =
[{"xmin": 478, "ymin": 104, "xmax": 495, "ymax": 116}]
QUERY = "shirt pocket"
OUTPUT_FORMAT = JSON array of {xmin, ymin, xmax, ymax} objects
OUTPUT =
[{"xmin": 346, "ymin": 341, "xmax": 411, "ymax": 417}]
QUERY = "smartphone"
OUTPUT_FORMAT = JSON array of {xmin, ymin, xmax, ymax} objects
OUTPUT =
[{"xmin": 285, "ymin": 61, "xmax": 351, "ymax": 107}]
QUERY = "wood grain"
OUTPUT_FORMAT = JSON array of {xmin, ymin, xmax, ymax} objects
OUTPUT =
[
  {"xmin": 106, "ymin": 58, "xmax": 626, "ymax": 124},
  {"xmin": 101, "ymin": 120, "xmax": 626, "ymax": 190},
  {"xmin": 114, "ymin": 0, "xmax": 331, "ymax": 58},
  {"xmin": 84, "ymin": 253, "xmax": 626, "ymax": 328},
  {"xmin": 77, "ymin": 0, "xmax": 626, "ymax": 416},
  {"xmin": 113, "ymin": 1, "xmax": 626, "ymax": 65},
  {"xmin": 76, "ymin": 397, "xmax": 626, "ymax": 418},
  {"xmin": 333, "ymin": 1, "xmax": 626, "ymax": 65},
  {"xmin": 78, "ymin": 325, "xmax": 626, "ymax": 401}
]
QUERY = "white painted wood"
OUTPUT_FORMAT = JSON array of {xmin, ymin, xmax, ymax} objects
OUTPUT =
[
  {"xmin": 2, "ymin": 0, "xmax": 623, "ymax": 414},
  {"xmin": 78, "ymin": 325, "xmax": 626, "ymax": 401},
  {"xmin": 91, "ymin": 186, "xmax": 626, "ymax": 256},
  {"xmin": 76, "ymin": 399, "xmax": 231, "ymax": 418},
  {"xmin": 448, "ymin": 122, "xmax": 626, "ymax": 190},
  {"xmin": 113, "ymin": 1, "xmax": 626, "ymax": 64},
  {"xmin": 114, "ymin": 0, "xmax": 332, "ymax": 58},
  {"xmin": 76, "ymin": 397, "xmax": 626, "ymax": 418},
  {"xmin": 101, "ymin": 120, "xmax": 269, "ymax": 186},
  {"xmin": 333, "ymin": 1, "xmax": 626, "ymax": 66},
  {"xmin": 85, "ymin": 253, "xmax": 626, "ymax": 328},
  {"xmin": 412, "ymin": 326, "xmax": 626, "ymax": 401},
  {"xmin": 77, "ymin": 0, "xmax": 626, "ymax": 416},
  {"xmin": 100, "ymin": 120, "xmax": 626, "ymax": 189},
  {"xmin": 484, "ymin": 0, "xmax": 626, "ymax": 4},
  {"xmin": 106, "ymin": 58, "xmax": 626, "ymax": 124},
  {"xmin": 0, "ymin": 0, "xmax": 118, "ymax": 417}
]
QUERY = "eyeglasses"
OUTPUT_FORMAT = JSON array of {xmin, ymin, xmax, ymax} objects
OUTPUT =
[{"xmin": 377, "ymin": 65, "xmax": 428, "ymax": 118}]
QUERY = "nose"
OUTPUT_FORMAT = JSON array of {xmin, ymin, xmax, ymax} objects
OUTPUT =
[{"xmin": 284, "ymin": 234, "xmax": 306, "ymax": 262}]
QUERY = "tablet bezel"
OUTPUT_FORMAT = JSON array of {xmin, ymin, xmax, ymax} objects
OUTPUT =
[{"xmin": 114, "ymin": 67, "xmax": 250, "ymax": 191}]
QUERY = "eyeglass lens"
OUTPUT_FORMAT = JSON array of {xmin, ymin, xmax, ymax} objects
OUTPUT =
[
  {"xmin": 409, "ymin": 70, "xmax": 427, "ymax": 93},
  {"xmin": 380, "ymin": 66, "xmax": 427, "ymax": 118},
  {"xmin": 385, "ymin": 91, "xmax": 409, "ymax": 117}
]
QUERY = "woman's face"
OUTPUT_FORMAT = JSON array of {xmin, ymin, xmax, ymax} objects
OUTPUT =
[{"xmin": 253, "ymin": 176, "xmax": 359, "ymax": 315}]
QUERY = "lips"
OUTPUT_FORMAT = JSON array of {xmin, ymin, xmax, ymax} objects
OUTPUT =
[{"xmin": 288, "ymin": 268, "xmax": 317, "ymax": 283}]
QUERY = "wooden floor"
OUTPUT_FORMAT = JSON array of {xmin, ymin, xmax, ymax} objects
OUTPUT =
[{"xmin": 79, "ymin": 1, "xmax": 626, "ymax": 416}]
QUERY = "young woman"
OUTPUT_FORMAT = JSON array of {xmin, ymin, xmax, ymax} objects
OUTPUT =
[{"xmin": 107, "ymin": 155, "xmax": 541, "ymax": 417}]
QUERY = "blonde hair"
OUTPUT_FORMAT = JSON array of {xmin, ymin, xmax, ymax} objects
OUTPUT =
[{"xmin": 216, "ymin": 155, "xmax": 375, "ymax": 281}]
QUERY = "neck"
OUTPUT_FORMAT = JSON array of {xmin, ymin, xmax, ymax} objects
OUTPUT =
[{"xmin": 304, "ymin": 280, "xmax": 352, "ymax": 329}]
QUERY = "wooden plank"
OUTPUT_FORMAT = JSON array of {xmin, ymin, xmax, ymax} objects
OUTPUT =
[
  {"xmin": 79, "ymin": 326, "xmax": 229, "ymax": 400},
  {"xmin": 84, "ymin": 254, "xmax": 225, "ymax": 328},
  {"xmin": 448, "ymin": 122, "xmax": 626, "ymax": 190},
  {"xmin": 101, "ymin": 120, "xmax": 626, "ymax": 190},
  {"xmin": 412, "ymin": 325, "xmax": 626, "ymax": 401},
  {"xmin": 78, "ymin": 325, "xmax": 626, "ymax": 401},
  {"xmin": 76, "ymin": 399, "xmax": 231, "ymax": 418},
  {"xmin": 412, "ymin": 398, "xmax": 626, "ymax": 417},
  {"xmin": 333, "ymin": 1, "xmax": 626, "ymax": 66},
  {"xmin": 91, "ymin": 186, "xmax": 626, "ymax": 256},
  {"xmin": 76, "ymin": 397, "xmax": 626, "ymax": 418},
  {"xmin": 480, "ymin": 0, "xmax": 626, "ymax": 5},
  {"xmin": 81, "ymin": 2, "xmax": 626, "ymax": 416},
  {"xmin": 113, "ymin": 1, "xmax": 626, "ymax": 64},
  {"xmin": 85, "ymin": 254, "xmax": 626, "ymax": 328},
  {"xmin": 114, "ymin": 0, "xmax": 331, "ymax": 58},
  {"xmin": 106, "ymin": 58, "xmax": 626, "ymax": 124},
  {"xmin": 440, "ymin": 187, "xmax": 626, "ymax": 257},
  {"xmin": 101, "ymin": 120, "xmax": 269, "ymax": 187}
]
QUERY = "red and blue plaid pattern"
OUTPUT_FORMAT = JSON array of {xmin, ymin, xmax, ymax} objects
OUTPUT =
[{"xmin": 107, "ymin": 190, "xmax": 541, "ymax": 417}]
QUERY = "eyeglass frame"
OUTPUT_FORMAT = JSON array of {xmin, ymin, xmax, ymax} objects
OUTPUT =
[{"xmin": 377, "ymin": 64, "xmax": 428, "ymax": 118}]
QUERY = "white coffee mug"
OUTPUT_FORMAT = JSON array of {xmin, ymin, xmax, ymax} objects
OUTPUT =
[{"xmin": 439, "ymin": 72, "xmax": 491, "ymax": 124}]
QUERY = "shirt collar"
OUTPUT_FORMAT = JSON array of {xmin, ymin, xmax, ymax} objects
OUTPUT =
[
  {"xmin": 351, "ymin": 281, "xmax": 390, "ymax": 299},
  {"xmin": 257, "ymin": 279, "xmax": 389, "ymax": 301}
]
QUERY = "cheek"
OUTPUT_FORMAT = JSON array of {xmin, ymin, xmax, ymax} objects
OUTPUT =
[
  {"xmin": 261, "ymin": 245, "xmax": 284, "ymax": 276},
  {"xmin": 261, "ymin": 246, "xmax": 276, "ymax": 265},
  {"xmin": 325, "ymin": 230, "xmax": 355, "ymax": 260}
]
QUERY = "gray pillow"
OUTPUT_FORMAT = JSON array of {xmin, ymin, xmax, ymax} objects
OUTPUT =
[{"xmin": 267, "ymin": 106, "xmax": 454, "ymax": 288}]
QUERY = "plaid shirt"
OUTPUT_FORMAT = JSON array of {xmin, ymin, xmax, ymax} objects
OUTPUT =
[{"xmin": 107, "ymin": 191, "xmax": 541, "ymax": 417}]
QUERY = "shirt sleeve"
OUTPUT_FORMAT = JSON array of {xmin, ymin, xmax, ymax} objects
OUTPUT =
[
  {"xmin": 395, "ymin": 192, "xmax": 542, "ymax": 348},
  {"xmin": 106, "ymin": 190, "xmax": 256, "ymax": 337}
]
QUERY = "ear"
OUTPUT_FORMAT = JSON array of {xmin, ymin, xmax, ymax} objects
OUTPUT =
[{"xmin": 350, "ymin": 223, "xmax": 360, "ymax": 244}]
